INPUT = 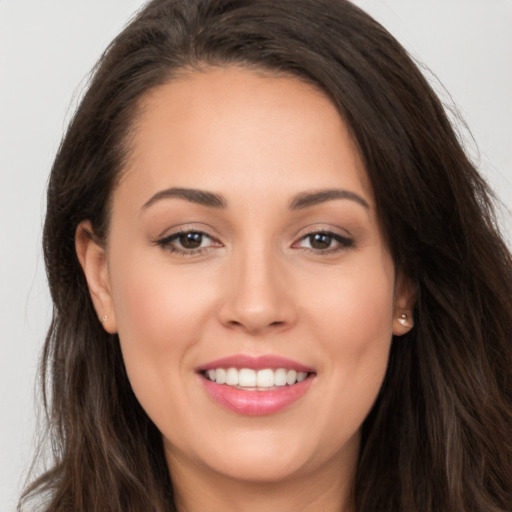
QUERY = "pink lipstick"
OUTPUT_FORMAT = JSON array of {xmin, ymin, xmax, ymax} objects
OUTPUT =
[{"xmin": 197, "ymin": 354, "xmax": 315, "ymax": 416}]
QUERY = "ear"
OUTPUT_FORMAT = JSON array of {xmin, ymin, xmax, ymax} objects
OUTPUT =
[
  {"xmin": 392, "ymin": 272, "xmax": 416, "ymax": 336},
  {"xmin": 75, "ymin": 220, "xmax": 117, "ymax": 333}
]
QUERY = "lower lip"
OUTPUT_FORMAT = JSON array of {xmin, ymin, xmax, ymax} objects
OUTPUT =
[{"xmin": 200, "ymin": 375, "xmax": 314, "ymax": 415}]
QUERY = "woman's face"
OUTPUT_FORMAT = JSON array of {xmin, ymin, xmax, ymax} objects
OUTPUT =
[{"xmin": 79, "ymin": 67, "xmax": 413, "ymax": 489}]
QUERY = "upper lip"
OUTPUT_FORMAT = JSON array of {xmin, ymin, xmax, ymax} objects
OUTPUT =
[{"xmin": 197, "ymin": 354, "xmax": 314, "ymax": 373}]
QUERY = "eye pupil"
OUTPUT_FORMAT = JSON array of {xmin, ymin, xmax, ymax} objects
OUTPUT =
[
  {"xmin": 179, "ymin": 232, "xmax": 203, "ymax": 249},
  {"xmin": 310, "ymin": 233, "xmax": 332, "ymax": 249}
]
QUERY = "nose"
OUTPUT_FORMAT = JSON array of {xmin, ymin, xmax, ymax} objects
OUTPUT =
[{"xmin": 217, "ymin": 245, "xmax": 297, "ymax": 335}]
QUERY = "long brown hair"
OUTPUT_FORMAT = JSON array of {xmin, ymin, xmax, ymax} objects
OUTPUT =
[{"xmin": 21, "ymin": 1, "xmax": 512, "ymax": 510}]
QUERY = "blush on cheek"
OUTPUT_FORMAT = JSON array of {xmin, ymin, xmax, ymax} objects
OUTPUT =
[
  {"xmin": 115, "ymin": 272, "xmax": 177, "ymax": 341},
  {"xmin": 316, "ymin": 278, "xmax": 394, "ymax": 340}
]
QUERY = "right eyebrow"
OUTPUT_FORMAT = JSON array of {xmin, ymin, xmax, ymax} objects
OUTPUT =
[{"xmin": 141, "ymin": 187, "xmax": 228, "ymax": 211}]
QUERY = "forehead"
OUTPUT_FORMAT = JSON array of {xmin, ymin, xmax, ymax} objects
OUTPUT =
[{"xmin": 117, "ymin": 66, "xmax": 371, "ymax": 209}]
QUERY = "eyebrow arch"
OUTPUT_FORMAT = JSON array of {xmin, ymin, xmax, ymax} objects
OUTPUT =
[
  {"xmin": 289, "ymin": 189, "xmax": 370, "ymax": 210},
  {"xmin": 141, "ymin": 187, "xmax": 228, "ymax": 210}
]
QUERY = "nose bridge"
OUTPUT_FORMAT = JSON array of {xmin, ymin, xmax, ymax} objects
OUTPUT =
[{"xmin": 218, "ymin": 236, "xmax": 295, "ymax": 333}]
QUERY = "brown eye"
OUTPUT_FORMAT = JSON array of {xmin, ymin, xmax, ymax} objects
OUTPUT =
[
  {"xmin": 179, "ymin": 232, "xmax": 204, "ymax": 249},
  {"xmin": 156, "ymin": 230, "xmax": 219, "ymax": 254},
  {"xmin": 294, "ymin": 231, "xmax": 354, "ymax": 253},
  {"xmin": 308, "ymin": 233, "xmax": 333, "ymax": 249}
]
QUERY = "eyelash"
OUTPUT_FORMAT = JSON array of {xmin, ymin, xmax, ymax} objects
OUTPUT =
[
  {"xmin": 155, "ymin": 229, "xmax": 354, "ymax": 256},
  {"xmin": 293, "ymin": 231, "xmax": 354, "ymax": 254},
  {"xmin": 155, "ymin": 229, "xmax": 219, "ymax": 256}
]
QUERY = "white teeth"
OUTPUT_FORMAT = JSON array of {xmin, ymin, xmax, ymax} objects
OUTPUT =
[
  {"xmin": 256, "ymin": 368, "xmax": 274, "ymax": 387},
  {"xmin": 274, "ymin": 368, "xmax": 287, "ymax": 386},
  {"xmin": 286, "ymin": 369, "xmax": 297, "ymax": 385},
  {"xmin": 216, "ymin": 368, "xmax": 226, "ymax": 384},
  {"xmin": 225, "ymin": 367, "xmax": 239, "ymax": 386},
  {"xmin": 238, "ymin": 368, "xmax": 256, "ymax": 387},
  {"xmin": 204, "ymin": 367, "xmax": 310, "ymax": 388}
]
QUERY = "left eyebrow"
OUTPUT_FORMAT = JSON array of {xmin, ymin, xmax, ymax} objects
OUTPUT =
[{"xmin": 289, "ymin": 189, "xmax": 370, "ymax": 210}]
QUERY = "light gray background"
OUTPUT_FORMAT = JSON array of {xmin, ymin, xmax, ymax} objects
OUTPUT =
[{"xmin": 1, "ymin": 1, "xmax": 511, "ymax": 510}]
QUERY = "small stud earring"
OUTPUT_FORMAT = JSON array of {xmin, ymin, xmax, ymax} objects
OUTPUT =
[
  {"xmin": 398, "ymin": 313, "xmax": 408, "ymax": 327},
  {"xmin": 101, "ymin": 315, "xmax": 108, "ymax": 324}
]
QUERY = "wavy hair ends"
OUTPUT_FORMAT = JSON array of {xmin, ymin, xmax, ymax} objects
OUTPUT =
[{"xmin": 21, "ymin": 0, "xmax": 512, "ymax": 511}]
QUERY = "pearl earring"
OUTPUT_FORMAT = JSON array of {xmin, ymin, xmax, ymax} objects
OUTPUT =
[
  {"xmin": 398, "ymin": 313, "xmax": 408, "ymax": 327},
  {"xmin": 100, "ymin": 315, "xmax": 108, "ymax": 324}
]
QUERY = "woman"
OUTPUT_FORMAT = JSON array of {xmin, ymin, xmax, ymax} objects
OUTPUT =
[{"xmin": 20, "ymin": 0, "xmax": 512, "ymax": 510}]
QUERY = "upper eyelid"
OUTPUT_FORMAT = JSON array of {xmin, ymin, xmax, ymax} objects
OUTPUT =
[
  {"xmin": 161, "ymin": 228, "xmax": 209, "ymax": 239},
  {"xmin": 294, "ymin": 224, "xmax": 353, "ymax": 240},
  {"xmin": 294, "ymin": 231, "xmax": 352, "ymax": 246},
  {"xmin": 156, "ymin": 224, "xmax": 220, "ymax": 240}
]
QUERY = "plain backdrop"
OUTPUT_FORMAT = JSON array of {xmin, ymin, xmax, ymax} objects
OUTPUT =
[{"xmin": 1, "ymin": 1, "xmax": 511, "ymax": 510}]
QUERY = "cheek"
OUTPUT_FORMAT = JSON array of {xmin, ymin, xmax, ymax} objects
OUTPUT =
[
  {"xmin": 111, "ymin": 252, "xmax": 215, "ymax": 351},
  {"xmin": 107, "ymin": 253, "xmax": 219, "ymax": 436},
  {"xmin": 107, "ymin": 247, "xmax": 216, "ymax": 400},
  {"xmin": 311, "ymin": 254, "xmax": 395, "ymax": 351},
  {"xmin": 308, "ymin": 254, "xmax": 395, "ymax": 421}
]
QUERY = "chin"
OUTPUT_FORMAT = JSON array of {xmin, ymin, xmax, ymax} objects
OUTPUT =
[{"xmin": 206, "ymin": 450, "xmax": 312, "ymax": 484}]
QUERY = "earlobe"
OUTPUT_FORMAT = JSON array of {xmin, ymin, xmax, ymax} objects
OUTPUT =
[
  {"xmin": 392, "ymin": 273, "xmax": 416, "ymax": 336},
  {"xmin": 75, "ymin": 221, "xmax": 117, "ymax": 333},
  {"xmin": 393, "ymin": 312, "xmax": 414, "ymax": 336}
]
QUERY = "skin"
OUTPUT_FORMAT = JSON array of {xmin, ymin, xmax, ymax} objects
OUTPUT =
[{"xmin": 76, "ymin": 67, "xmax": 414, "ymax": 512}]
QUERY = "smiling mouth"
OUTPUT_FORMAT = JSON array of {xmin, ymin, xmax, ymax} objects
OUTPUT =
[
  {"xmin": 201, "ymin": 367, "xmax": 312, "ymax": 390},
  {"xmin": 198, "ymin": 357, "xmax": 316, "ymax": 415}
]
